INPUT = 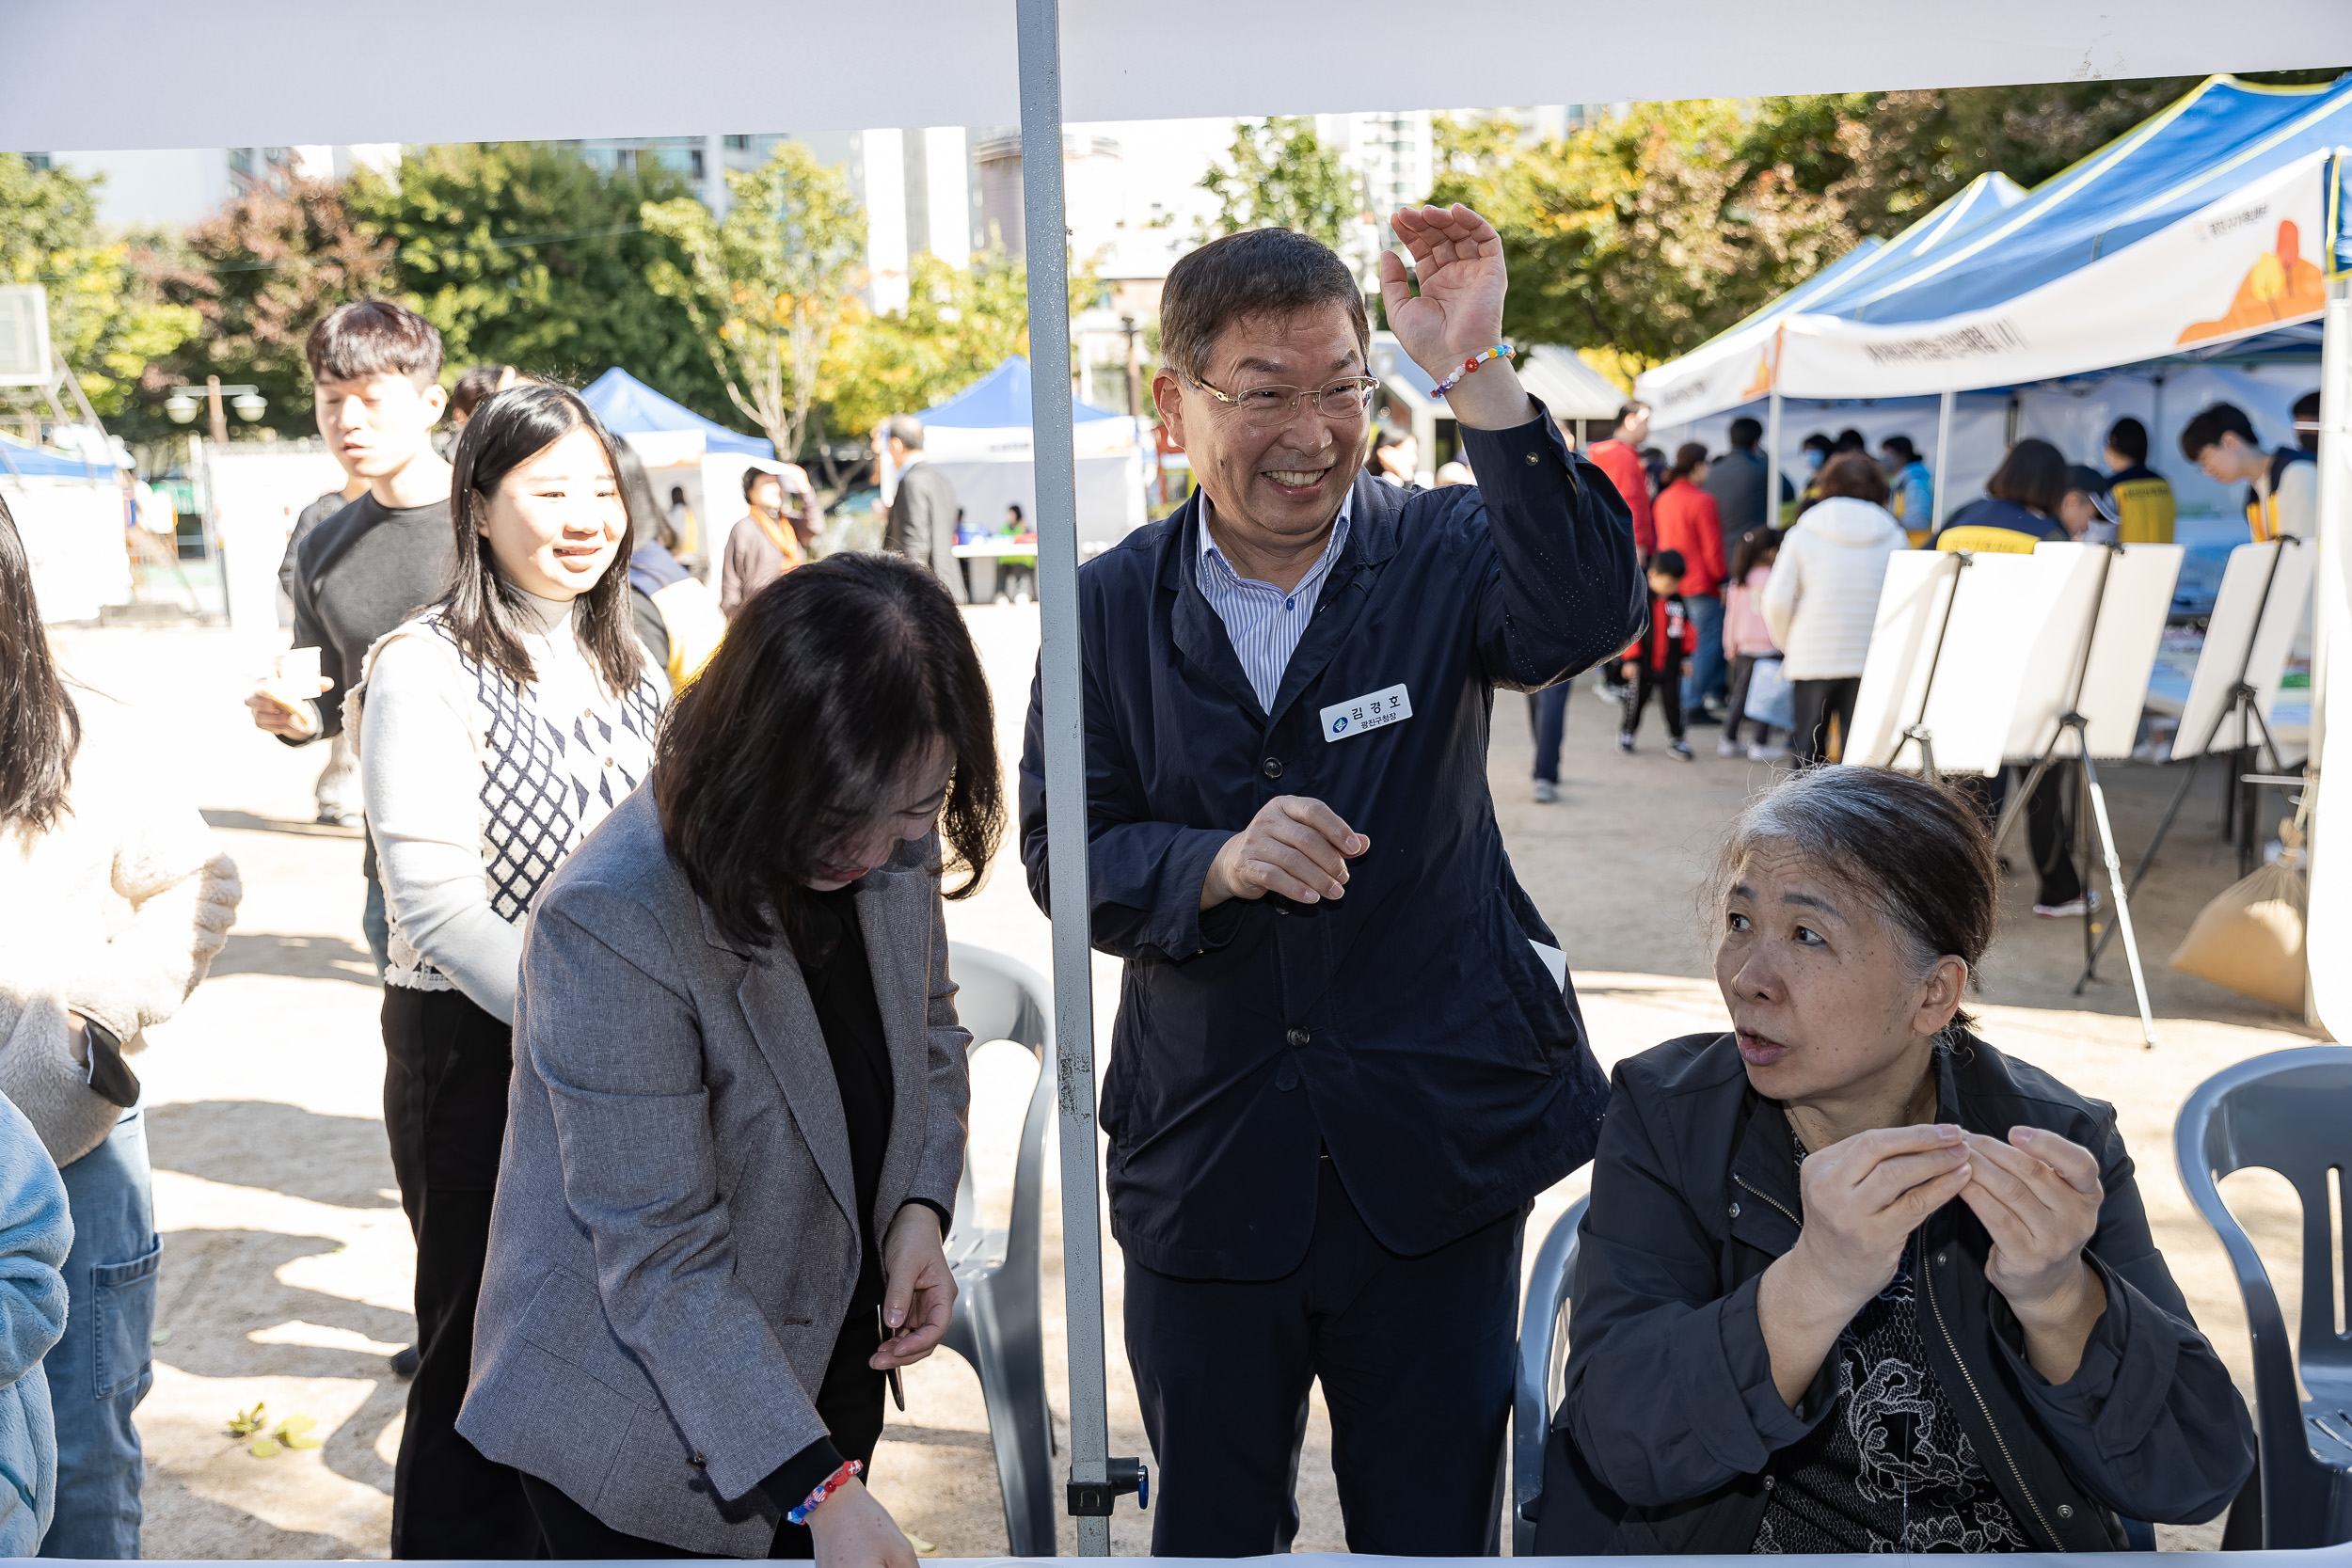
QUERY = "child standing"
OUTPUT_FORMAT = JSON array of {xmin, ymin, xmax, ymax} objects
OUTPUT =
[
  {"xmin": 1720, "ymin": 529, "xmax": 1787, "ymax": 761},
  {"xmin": 1618, "ymin": 549, "xmax": 1695, "ymax": 759}
]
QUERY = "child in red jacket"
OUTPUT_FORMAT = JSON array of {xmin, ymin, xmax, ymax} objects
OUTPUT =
[{"xmin": 1619, "ymin": 549, "xmax": 1696, "ymax": 759}]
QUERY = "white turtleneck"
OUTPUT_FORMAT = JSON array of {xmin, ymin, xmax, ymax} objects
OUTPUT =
[{"xmin": 357, "ymin": 588, "xmax": 654, "ymax": 1022}]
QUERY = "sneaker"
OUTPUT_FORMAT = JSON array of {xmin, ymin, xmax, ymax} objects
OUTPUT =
[
  {"xmin": 1668, "ymin": 740, "xmax": 1694, "ymax": 761},
  {"xmin": 1717, "ymin": 737, "xmax": 1744, "ymax": 758},
  {"xmin": 2032, "ymin": 890, "xmax": 2101, "ymax": 919},
  {"xmin": 1616, "ymin": 735, "xmax": 1635, "ymax": 754},
  {"xmin": 1747, "ymin": 743, "xmax": 1788, "ymax": 763},
  {"xmin": 1533, "ymin": 780, "xmax": 1560, "ymax": 804},
  {"xmin": 391, "ymin": 1344, "xmax": 421, "ymax": 1380}
]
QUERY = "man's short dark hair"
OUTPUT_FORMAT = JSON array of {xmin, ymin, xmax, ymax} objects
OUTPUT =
[
  {"xmin": 452, "ymin": 364, "xmax": 514, "ymax": 420},
  {"xmin": 1801, "ymin": 432, "xmax": 1834, "ymax": 454},
  {"xmin": 883, "ymin": 414, "xmax": 925, "ymax": 451},
  {"xmin": 1833, "ymin": 427, "xmax": 1867, "ymax": 453},
  {"xmin": 1647, "ymin": 548, "xmax": 1687, "ymax": 579},
  {"xmin": 1160, "ymin": 228, "xmax": 1367, "ymax": 383},
  {"xmin": 1612, "ymin": 401, "xmax": 1649, "ymax": 434},
  {"xmin": 1727, "ymin": 417, "xmax": 1762, "ymax": 450},
  {"xmin": 1880, "ymin": 434, "xmax": 1917, "ymax": 463},
  {"xmin": 2294, "ymin": 389, "xmax": 2320, "ymax": 454},
  {"xmin": 1375, "ymin": 425, "xmax": 1411, "ymax": 453},
  {"xmin": 2104, "ymin": 417, "xmax": 2149, "ymax": 465},
  {"xmin": 2179, "ymin": 403, "xmax": 2257, "ymax": 463},
  {"xmin": 306, "ymin": 300, "xmax": 442, "ymax": 388}
]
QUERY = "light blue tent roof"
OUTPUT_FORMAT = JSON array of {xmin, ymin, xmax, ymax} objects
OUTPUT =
[
  {"xmin": 580, "ymin": 368, "xmax": 773, "ymax": 457},
  {"xmin": 920, "ymin": 356, "xmax": 1121, "ymax": 428},
  {"xmin": 1809, "ymin": 74, "xmax": 2352, "ymax": 326},
  {"xmin": 0, "ymin": 432, "xmax": 109, "ymax": 480}
]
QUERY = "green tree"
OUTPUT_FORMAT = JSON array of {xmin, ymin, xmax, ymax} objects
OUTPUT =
[
  {"xmin": 642, "ymin": 143, "xmax": 867, "ymax": 460},
  {"xmin": 823, "ymin": 247, "xmax": 1100, "ymax": 440},
  {"xmin": 348, "ymin": 142, "xmax": 738, "ymax": 424},
  {"xmin": 1198, "ymin": 118, "xmax": 1361, "ymax": 250},
  {"xmin": 0, "ymin": 154, "xmax": 198, "ymax": 425},
  {"xmin": 149, "ymin": 176, "xmax": 395, "ymax": 436},
  {"xmin": 1431, "ymin": 102, "xmax": 1846, "ymax": 369}
]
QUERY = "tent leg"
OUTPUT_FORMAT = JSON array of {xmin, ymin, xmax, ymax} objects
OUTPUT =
[
  {"xmin": 1932, "ymin": 388, "xmax": 1957, "ymax": 530},
  {"xmin": 1018, "ymin": 0, "xmax": 1118, "ymax": 1554},
  {"xmin": 1764, "ymin": 391, "xmax": 1783, "ymax": 529}
]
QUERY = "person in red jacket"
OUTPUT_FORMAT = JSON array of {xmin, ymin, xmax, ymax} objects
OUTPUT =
[
  {"xmin": 1618, "ymin": 548, "xmax": 1697, "ymax": 760},
  {"xmin": 1650, "ymin": 442, "xmax": 1728, "ymax": 721},
  {"xmin": 1587, "ymin": 401, "xmax": 1656, "ymax": 556}
]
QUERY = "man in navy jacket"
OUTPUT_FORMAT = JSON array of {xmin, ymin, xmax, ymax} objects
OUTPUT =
[{"xmin": 1018, "ymin": 209, "xmax": 1645, "ymax": 1556}]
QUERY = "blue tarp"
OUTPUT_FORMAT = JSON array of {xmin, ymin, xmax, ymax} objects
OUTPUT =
[
  {"xmin": 920, "ymin": 356, "xmax": 1122, "ymax": 428},
  {"xmin": 0, "ymin": 433, "xmax": 108, "ymax": 480},
  {"xmin": 580, "ymin": 368, "xmax": 773, "ymax": 457},
  {"xmin": 1812, "ymin": 75, "xmax": 2352, "ymax": 326}
]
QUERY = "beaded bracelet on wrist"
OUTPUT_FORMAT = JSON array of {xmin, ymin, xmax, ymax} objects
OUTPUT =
[
  {"xmin": 1431, "ymin": 343, "xmax": 1512, "ymax": 398},
  {"xmin": 787, "ymin": 1458, "xmax": 864, "ymax": 1525}
]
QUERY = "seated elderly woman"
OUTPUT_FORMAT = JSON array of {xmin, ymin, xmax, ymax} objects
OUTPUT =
[{"xmin": 1554, "ymin": 766, "xmax": 2253, "ymax": 1554}]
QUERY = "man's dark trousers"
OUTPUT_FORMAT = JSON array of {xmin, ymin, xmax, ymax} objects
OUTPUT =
[{"xmin": 1125, "ymin": 1159, "xmax": 1525, "ymax": 1556}]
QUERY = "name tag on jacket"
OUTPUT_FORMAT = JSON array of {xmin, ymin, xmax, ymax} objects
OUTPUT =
[{"xmin": 1320, "ymin": 683, "xmax": 1412, "ymax": 742}]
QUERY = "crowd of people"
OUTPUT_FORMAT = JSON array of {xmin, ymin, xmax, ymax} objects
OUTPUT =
[{"xmin": 0, "ymin": 201, "xmax": 2279, "ymax": 1561}]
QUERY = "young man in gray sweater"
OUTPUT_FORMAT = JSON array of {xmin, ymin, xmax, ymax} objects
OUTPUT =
[{"xmin": 245, "ymin": 302, "xmax": 453, "ymax": 969}]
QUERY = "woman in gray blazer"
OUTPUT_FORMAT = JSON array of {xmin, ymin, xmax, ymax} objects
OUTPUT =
[{"xmin": 458, "ymin": 553, "xmax": 1004, "ymax": 1561}]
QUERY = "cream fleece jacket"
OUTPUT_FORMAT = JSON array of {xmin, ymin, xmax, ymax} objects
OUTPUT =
[
  {"xmin": 1760, "ymin": 498, "xmax": 1909, "ymax": 681},
  {"xmin": 0, "ymin": 750, "xmax": 241, "ymax": 1166}
]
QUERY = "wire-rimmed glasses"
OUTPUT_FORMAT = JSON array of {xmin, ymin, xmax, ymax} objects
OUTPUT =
[{"xmin": 1190, "ymin": 372, "xmax": 1379, "ymax": 426}]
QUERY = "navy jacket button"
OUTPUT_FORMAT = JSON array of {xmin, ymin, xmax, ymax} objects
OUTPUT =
[
  {"xmin": 1287, "ymin": 1027, "xmax": 1310, "ymax": 1047},
  {"xmin": 1262, "ymin": 757, "xmax": 1283, "ymax": 780},
  {"xmin": 1526, "ymin": 451, "xmax": 1540, "ymax": 466}
]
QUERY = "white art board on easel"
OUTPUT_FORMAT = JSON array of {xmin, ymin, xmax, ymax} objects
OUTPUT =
[
  {"xmin": 1848, "ymin": 549, "xmax": 2082, "ymax": 778},
  {"xmin": 2170, "ymin": 538, "xmax": 2314, "ymax": 761},
  {"xmin": 2003, "ymin": 542, "xmax": 2185, "ymax": 763}
]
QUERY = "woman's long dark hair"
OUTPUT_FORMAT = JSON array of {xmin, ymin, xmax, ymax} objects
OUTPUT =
[
  {"xmin": 1984, "ymin": 437, "xmax": 2069, "ymax": 517},
  {"xmin": 656, "ymin": 553, "xmax": 1003, "ymax": 950},
  {"xmin": 0, "ymin": 493, "xmax": 80, "ymax": 832},
  {"xmin": 441, "ymin": 384, "xmax": 644, "ymax": 696}
]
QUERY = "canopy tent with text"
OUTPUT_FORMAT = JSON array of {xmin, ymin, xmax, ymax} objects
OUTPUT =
[{"xmin": 891, "ymin": 356, "xmax": 1147, "ymax": 554}]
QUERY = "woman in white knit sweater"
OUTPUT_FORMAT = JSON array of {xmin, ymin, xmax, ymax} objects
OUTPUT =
[
  {"xmin": 0, "ymin": 498, "xmax": 241, "ymax": 1558},
  {"xmin": 353, "ymin": 383, "xmax": 662, "ymax": 1558},
  {"xmin": 1761, "ymin": 451, "xmax": 1909, "ymax": 766}
]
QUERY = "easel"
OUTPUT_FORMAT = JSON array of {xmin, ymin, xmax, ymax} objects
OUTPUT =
[
  {"xmin": 1883, "ymin": 552, "xmax": 1972, "ymax": 783},
  {"xmin": 1990, "ymin": 542, "xmax": 2158, "ymax": 1048},
  {"xmin": 2079, "ymin": 536, "xmax": 2303, "ymax": 992}
]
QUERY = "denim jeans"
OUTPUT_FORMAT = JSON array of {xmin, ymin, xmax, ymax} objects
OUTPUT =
[
  {"xmin": 1681, "ymin": 594, "xmax": 1726, "ymax": 712},
  {"xmin": 362, "ymin": 870, "xmax": 390, "ymax": 979},
  {"xmin": 1525, "ymin": 685, "xmax": 1569, "ymax": 784},
  {"xmin": 40, "ymin": 1104, "xmax": 158, "ymax": 1560}
]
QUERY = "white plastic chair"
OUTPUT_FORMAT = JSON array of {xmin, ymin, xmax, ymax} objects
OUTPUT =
[{"xmin": 940, "ymin": 942, "xmax": 1057, "ymax": 1556}]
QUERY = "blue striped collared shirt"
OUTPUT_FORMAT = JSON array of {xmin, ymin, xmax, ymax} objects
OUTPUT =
[{"xmin": 1196, "ymin": 496, "xmax": 1354, "ymax": 713}]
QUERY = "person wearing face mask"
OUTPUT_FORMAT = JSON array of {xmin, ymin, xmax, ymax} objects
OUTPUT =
[
  {"xmin": 458, "ymin": 552, "xmax": 992, "ymax": 1564},
  {"xmin": 353, "ymin": 383, "xmax": 665, "ymax": 1558},
  {"xmin": 1545, "ymin": 766, "xmax": 2252, "ymax": 1554},
  {"xmin": 1019, "ymin": 210, "xmax": 1642, "ymax": 1555}
]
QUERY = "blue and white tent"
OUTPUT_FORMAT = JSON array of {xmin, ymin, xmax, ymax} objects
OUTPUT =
[
  {"xmin": 898, "ymin": 357, "xmax": 1145, "ymax": 549},
  {"xmin": 580, "ymin": 367, "xmax": 773, "ymax": 458}
]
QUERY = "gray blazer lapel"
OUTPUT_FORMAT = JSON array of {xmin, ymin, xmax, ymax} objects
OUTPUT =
[
  {"xmin": 736, "ymin": 944, "xmax": 858, "ymax": 1231},
  {"xmin": 856, "ymin": 865, "xmax": 935, "ymax": 1240}
]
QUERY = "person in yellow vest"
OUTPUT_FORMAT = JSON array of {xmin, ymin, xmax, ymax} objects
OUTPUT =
[
  {"xmin": 616, "ymin": 440, "xmax": 727, "ymax": 691},
  {"xmin": 719, "ymin": 459, "xmax": 821, "ymax": 616},
  {"xmin": 2100, "ymin": 417, "xmax": 2174, "ymax": 544},
  {"xmin": 2180, "ymin": 401, "xmax": 2315, "ymax": 543},
  {"xmin": 1931, "ymin": 438, "xmax": 2074, "ymax": 555}
]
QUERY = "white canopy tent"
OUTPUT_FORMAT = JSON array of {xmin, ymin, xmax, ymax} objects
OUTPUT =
[{"xmin": 13, "ymin": 3, "xmax": 2352, "ymax": 1553}]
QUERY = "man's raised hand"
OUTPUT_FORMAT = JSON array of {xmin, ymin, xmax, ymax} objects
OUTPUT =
[
  {"xmin": 1201, "ymin": 796, "xmax": 1369, "ymax": 911},
  {"xmin": 1380, "ymin": 204, "xmax": 1530, "ymax": 430}
]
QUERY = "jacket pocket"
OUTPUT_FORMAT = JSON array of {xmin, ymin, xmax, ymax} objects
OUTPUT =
[
  {"xmin": 516, "ymin": 1267, "xmax": 655, "ymax": 1411},
  {"xmin": 92, "ymin": 1238, "xmax": 162, "ymax": 1401}
]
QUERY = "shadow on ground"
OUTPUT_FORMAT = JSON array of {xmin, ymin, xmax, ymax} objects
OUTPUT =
[
  {"xmin": 151, "ymin": 1101, "xmax": 400, "ymax": 1212},
  {"xmin": 209, "ymin": 932, "xmax": 381, "ymax": 989}
]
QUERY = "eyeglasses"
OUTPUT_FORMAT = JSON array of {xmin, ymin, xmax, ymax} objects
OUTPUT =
[{"xmin": 1189, "ymin": 372, "xmax": 1379, "ymax": 425}]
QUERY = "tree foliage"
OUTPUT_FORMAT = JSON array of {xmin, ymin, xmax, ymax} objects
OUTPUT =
[
  {"xmin": 149, "ymin": 176, "xmax": 395, "ymax": 436},
  {"xmin": 1430, "ymin": 102, "xmax": 1847, "ymax": 369},
  {"xmin": 643, "ymin": 143, "xmax": 868, "ymax": 461},
  {"xmin": 349, "ymin": 143, "xmax": 735, "ymax": 423},
  {"xmin": 0, "ymin": 154, "xmax": 199, "ymax": 425},
  {"xmin": 1199, "ymin": 118, "xmax": 1361, "ymax": 251}
]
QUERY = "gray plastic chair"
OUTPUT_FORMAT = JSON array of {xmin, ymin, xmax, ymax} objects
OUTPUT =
[
  {"xmin": 2177, "ymin": 1044, "xmax": 2352, "ymax": 1549},
  {"xmin": 1511, "ymin": 1195, "xmax": 1587, "ymax": 1557},
  {"xmin": 939, "ymin": 942, "xmax": 1057, "ymax": 1556}
]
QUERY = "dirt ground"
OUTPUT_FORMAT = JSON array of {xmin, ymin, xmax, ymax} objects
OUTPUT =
[{"xmin": 48, "ymin": 605, "xmax": 2322, "ymax": 1560}]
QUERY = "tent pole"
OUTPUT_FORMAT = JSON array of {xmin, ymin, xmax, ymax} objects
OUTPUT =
[
  {"xmin": 1016, "ymin": 0, "xmax": 1118, "ymax": 1554},
  {"xmin": 1932, "ymin": 388, "xmax": 1957, "ymax": 530},
  {"xmin": 2308, "ymin": 275, "xmax": 2349, "ymax": 1036},
  {"xmin": 1764, "ymin": 391, "xmax": 1784, "ymax": 529}
]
